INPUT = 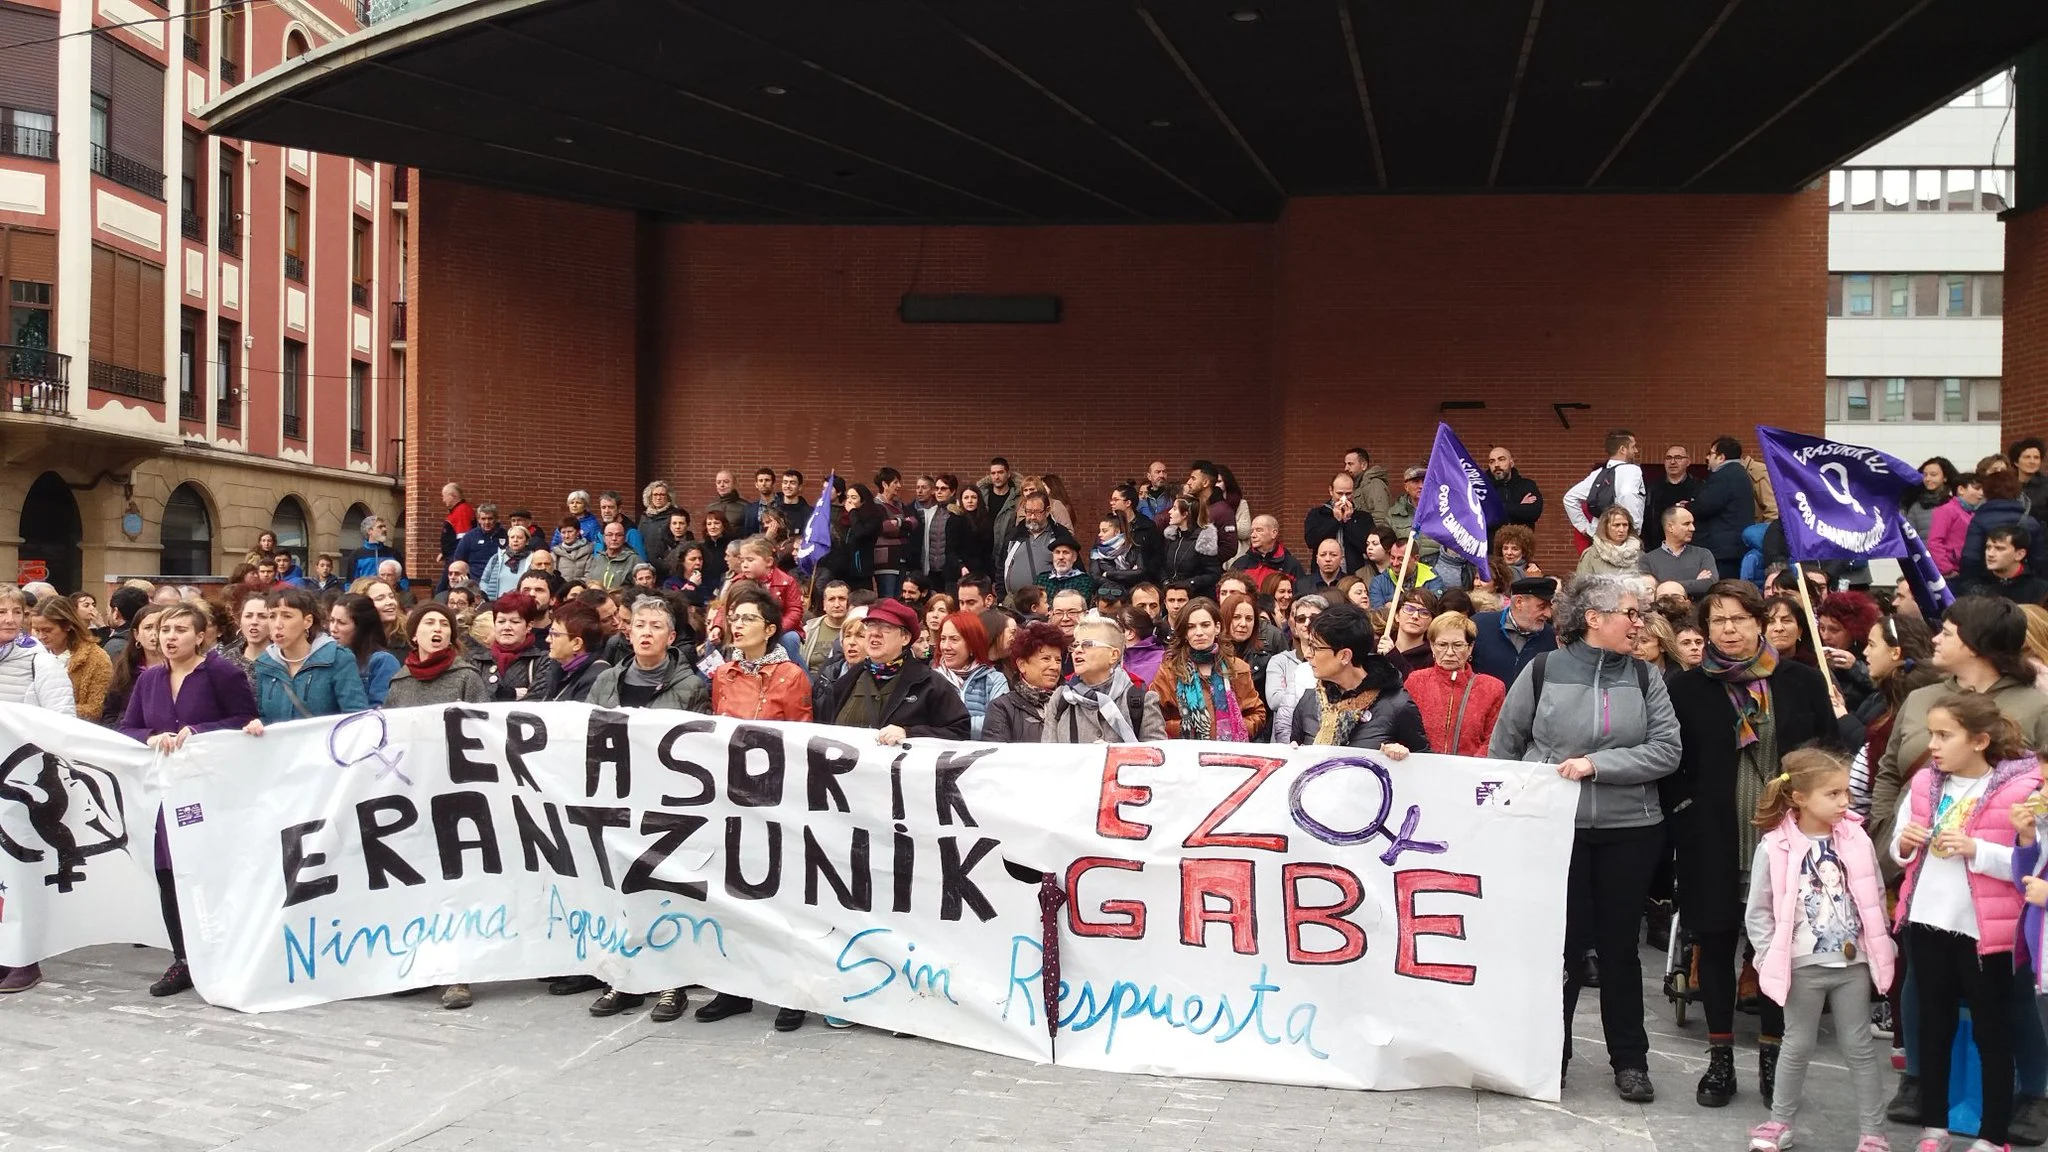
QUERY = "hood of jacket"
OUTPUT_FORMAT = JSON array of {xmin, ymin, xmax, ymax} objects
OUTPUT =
[{"xmin": 260, "ymin": 633, "xmax": 341, "ymax": 672}]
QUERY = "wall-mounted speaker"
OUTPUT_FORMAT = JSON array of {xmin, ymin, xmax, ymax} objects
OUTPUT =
[{"xmin": 899, "ymin": 294, "xmax": 1062, "ymax": 324}]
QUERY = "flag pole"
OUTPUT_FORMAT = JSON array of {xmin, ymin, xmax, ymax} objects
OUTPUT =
[
  {"xmin": 1380, "ymin": 530, "xmax": 1418, "ymax": 646},
  {"xmin": 1790, "ymin": 562, "xmax": 1840, "ymax": 701}
]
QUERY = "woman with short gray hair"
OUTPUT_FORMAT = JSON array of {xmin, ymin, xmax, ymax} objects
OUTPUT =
[{"xmin": 1490, "ymin": 572, "xmax": 1680, "ymax": 1104}]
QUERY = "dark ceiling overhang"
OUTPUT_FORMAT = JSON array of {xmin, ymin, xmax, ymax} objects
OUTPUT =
[{"xmin": 204, "ymin": 0, "xmax": 2048, "ymax": 224}]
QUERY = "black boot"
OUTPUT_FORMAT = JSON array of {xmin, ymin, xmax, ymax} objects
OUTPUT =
[
  {"xmin": 1581, "ymin": 948, "xmax": 1601, "ymax": 988},
  {"xmin": 1884, "ymin": 1075, "xmax": 1921, "ymax": 1125},
  {"xmin": 1758, "ymin": 1042, "xmax": 1780, "ymax": 1107},
  {"xmin": 1696, "ymin": 1044, "xmax": 1737, "ymax": 1107},
  {"xmin": 1644, "ymin": 899, "xmax": 1673, "ymax": 951}
]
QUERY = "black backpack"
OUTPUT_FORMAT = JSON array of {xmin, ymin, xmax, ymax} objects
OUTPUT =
[{"xmin": 1586, "ymin": 464, "xmax": 1620, "ymax": 519}]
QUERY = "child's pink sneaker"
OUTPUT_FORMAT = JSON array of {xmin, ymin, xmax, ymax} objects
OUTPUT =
[
  {"xmin": 1915, "ymin": 1133, "xmax": 1950, "ymax": 1152},
  {"xmin": 1855, "ymin": 1136, "xmax": 1890, "ymax": 1152},
  {"xmin": 1749, "ymin": 1121, "xmax": 1793, "ymax": 1151}
]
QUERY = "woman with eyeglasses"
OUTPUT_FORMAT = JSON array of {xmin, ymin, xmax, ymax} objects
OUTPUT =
[
  {"xmin": 1403, "ymin": 611, "xmax": 1505, "ymax": 758},
  {"xmin": 1666, "ymin": 579, "xmax": 1845, "ymax": 1109},
  {"xmin": 1265, "ymin": 594, "xmax": 1329, "ymax": 746},
  {"xmin": 1041, "ymin": 613, "xmax": 1166, "ymax": 742},
  {"xmin": 1490, "ymin": 573, "xmax": 1680, "ymax": 1105},
  {"xmin": 1378, "ymin": 588, "xmax": 1440, "ymax": 678}
]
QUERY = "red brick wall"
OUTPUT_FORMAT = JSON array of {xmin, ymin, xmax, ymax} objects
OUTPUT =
[
  {"xmin": 403, "ymin": 179, "xmax": 638, "ymax": 577},
  {"xmin": 1274, "ymin": 193, "xmax": 1827, "ymax": 561},
  {"xmin": 415, "ymin": 184, "xmax": 1828, "ymax": 577},
  {"xmin": 2003, "ymin": 206, "xmax": 2048, "ymax": 454},
  {"xmin": 648, "ymin": 224, "xmax": 1276, "ymax": 521}
]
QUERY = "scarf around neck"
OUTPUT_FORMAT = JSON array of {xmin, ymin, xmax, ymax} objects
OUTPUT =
[
  {"xmin": 405, "ymin": 646, "xmax": 459, "ymax": 682},
  {"xmin": 730, "ymin": 645, "xmax": 788, "ymax": 678},
  {"xmin": 1312, "ymin": 678, "xmax": 1380, "ymax": 747},
  {"xmin": 865, "ymin": 655, "xmax": 907, "ymax": 685},
  {"xmin": 1092, "ymin": 535, "xmax": 1128, "ymax": 560},
  {"xmin": 1588, "ymin": 534, "xmax": 1642, "ymax": 569},
  {"xmin": 1175, "ymin": 649, "xmax": 1247, "ymax": 742},
  {"xmin": 1702, "ymin": 640, "xmax": 1780, "ymax": 748},
  {"xmin": 1060, "ymin": 674, "xmax": 1137, "ymax": 742},
  {"xmin": 488, "ymin": 638, "xmax": 529, "ymax": 677}
]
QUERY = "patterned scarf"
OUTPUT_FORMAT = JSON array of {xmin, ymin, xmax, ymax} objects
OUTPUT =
[
  {"xmin": 1312, "ymin": 679, "xmax": 1380, "ymax": 747},
  {"xmin": 1701, "ymin": 640, "xmax": 1779, "ymax": 748},
  {"xmin": 730, "ymin": 645, "xmax": 789, "ymax": 678},
  {"xmin": 1175, "ymin": 649, "xmax": 1248, "ymax": 742},
  {"xmin": 865, "ymin": 655, "xmax": 907, "ymax": 685},
  {"xmin": 1059, "ymin": 674, "xmax": 1137, "ymax": 743}
]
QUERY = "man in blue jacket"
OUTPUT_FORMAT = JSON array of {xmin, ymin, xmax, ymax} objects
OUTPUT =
[
  {"xmin": 1471, "ymin": 577, "xmax": 1557, "ymax": 686},
  {"xmin": 1691, "ymin": 436, "xmax": 1758, "ymax": 579},
  {"xmin": 449, "ymin": 503, "xmax": 508, "ymax": 587}
]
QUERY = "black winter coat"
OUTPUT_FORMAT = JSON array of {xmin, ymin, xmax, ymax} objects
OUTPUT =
[
  {"xmin": 549, "ymin": 657, "xmax": 611, "ymax": 703},
  {"xmin": 1665, "ymin": 658, "xmax": 1845, "ymax": 933},
  {"xmin": 1303, "ymin": 503, "xmax": 1376, "ymax": 572},
  {"xmin": 1160, "ymin": 531, "xmax": 1221, "ymax": 597},
  {"xmin": 1690, "ymin": 462, "xmax": 1755, "ymax": 564},
  {"xmin": 477, "ymin": 637, "xmax": 562, "ymax": 703},
  {"xmin": 823, "ymin": 658, "xmax": 972, "ymax": 739},
  {"xmin": 945, "ymin": 512, "xmax": 996, "ymax": 582}
]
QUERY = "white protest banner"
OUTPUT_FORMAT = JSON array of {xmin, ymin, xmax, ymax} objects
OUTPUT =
[
  {"xmin": 0, "ymin": 709, "xmax": 168, "ymax": 965},
  {"xmin": 3, "ymin": 701, "xmax": 1577, "ymax": 1100},
  {"xmin": 973, "ymin": 743, "xmax": 1575, "ymax": 1096}
]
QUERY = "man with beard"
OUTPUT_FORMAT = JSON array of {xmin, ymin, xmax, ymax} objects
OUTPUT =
[
  {"xmin": 1486, "ymin": 445, "xmax": 1544, "ymax": 534},
  {"xmin": 1642, "ymin": 444, "xmax": 1700, "ymax": 543},
  {"xmin": 1137, "ymin": 460, "xmax": 1174, "ymax": 522}
]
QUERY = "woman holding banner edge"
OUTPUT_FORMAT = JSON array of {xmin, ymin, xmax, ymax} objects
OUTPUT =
[
  {"xmin": 1488, "ymin": 573, "xmax": 1680, "ymax": 1104},
  {"xmin": 117, "ymin": 600, "xmax": 258, "ymax": 999}
]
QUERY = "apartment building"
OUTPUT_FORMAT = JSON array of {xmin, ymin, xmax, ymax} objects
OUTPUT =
[
  {"xmin": 0, "ymin": 0, "xmax": 404, "ymax": 591},
  {"xmin": 1824, "ymin": 71, "xmax": 2017, "ymax": 473}
]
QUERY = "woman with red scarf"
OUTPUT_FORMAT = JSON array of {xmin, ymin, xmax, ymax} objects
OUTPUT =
[
  {"xmin": 475, "ymin": 593, "xmax": 559, "ymax": 702},
  {"xmin": 385, "ymin": 604, "xmax": 488, "ymax": 709}
]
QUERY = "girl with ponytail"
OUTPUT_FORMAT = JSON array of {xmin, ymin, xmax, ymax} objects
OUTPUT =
[{"xmin": 1891, "ymin": 691, "xmax": 2043, "ymax": 1152}]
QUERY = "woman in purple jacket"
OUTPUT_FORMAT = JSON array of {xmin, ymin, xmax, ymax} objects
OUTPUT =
[{"xmin": 119, "ymin": 600, "xmax": 258, "ymax": 999}]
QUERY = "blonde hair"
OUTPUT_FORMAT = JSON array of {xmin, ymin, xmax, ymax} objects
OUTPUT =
[
  {"xmin": 1751, "ymin": 748, "xmax": 1850, "ymax": 830},
  {"xmin": 2022, "ymin": 604, "xmax": 2048, "ymax": 678},
  {"xmin": 1425, "ymin": 611, "xmax": 1476, "ymax": 643}
]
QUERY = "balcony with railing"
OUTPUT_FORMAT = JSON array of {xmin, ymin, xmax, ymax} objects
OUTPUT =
[
  {"xmin": 91, "ymin": 145, "xmax": 166, "ymax": 199},
  {"xmin": 220, "ymin": 56, "xmax": 240, "ymax": 84},
  {"xmin": 178, "ymin": 388, "xmax": 200, "ymax": 422},
  {"xmin": 1, "ymin": 113, "xmax": 55, "ymax": 161},
  {"xmin": 216, "ymin": 391, "xmax": 239, "ymax": 428},
  {"xmin": 88, "ymin": 361, "xmax": 165, "ymax": 403},
  {"xmin": 219, "ymin": 215, "xmax": 240, "ymax": 257},
  {"xmin": 282, "ymin": 412, "xmax": 303, "ymax": 440},
  {"xmin": 180, "ymin": 209, "xmax": 205, "ymax": 242},
  {"xmin": 183, "ymin": 33, "xmax": 201, "ymax": 63},
  {"xmin": 391, "ymin": 299, "xmax": 407, "ymax": 342},
  {"xmin": 284, "ymin": 253, "xmax": 306, "ymax": 282},
  {"xmin": 351, "ymin": 281, "xmax": 369, "ymax": 308},
  {"xmin": 3, "ymin": 346, "xmax": 70, "ymax": 416},
  {"xmin": 349, "ymin": 427, "xmax": 365, "ymax": 452}
]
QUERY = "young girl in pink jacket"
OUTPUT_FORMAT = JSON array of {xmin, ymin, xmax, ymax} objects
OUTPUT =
[
  {"xmin": 1745, "ymin": 749, "xmax": 1896, "ymax": 1152},
  {"xmin": 1892, "ymin": 692, "xmax": 2043, "ymax": 1152}
]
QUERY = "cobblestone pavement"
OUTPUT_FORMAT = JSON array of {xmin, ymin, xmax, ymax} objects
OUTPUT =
[{"xmin": 0, "ymin": 943, "xmax": 1895, "ymax": 1151}]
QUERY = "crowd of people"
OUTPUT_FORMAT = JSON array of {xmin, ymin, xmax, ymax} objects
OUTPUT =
[{"xmin": 7, "ymin": 433, "xmax": 2048, "ymax": 1152}]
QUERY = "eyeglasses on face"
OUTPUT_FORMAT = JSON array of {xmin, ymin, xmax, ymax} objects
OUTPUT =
[
  {"xmin": 1431, "ymin": 640, "xmax": 1471, "ymax": 652},
  {"xmin": 1398, "ymin": 603, "xmax": 1431, "ymax": 616},
  {"xmin": 727, "ymin": 612, "xmax": 768, "ymax": 626},
  {"xmin": 1601, "ymin": 607, "xmax": 1643, "ymax": 623},
  {"xmin": 1707, "ymin": 614, "xmax": 1754, "ymax": 628},
  {"xmin": 1070, "ymin": 639, "xmax": 1113, "ymax": 652}
]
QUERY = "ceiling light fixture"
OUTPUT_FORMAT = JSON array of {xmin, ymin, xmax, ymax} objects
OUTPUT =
[
  {"xmin": 1148, "ymin": 118, "xmax": 1173, "ymax": 128},
  {"xmin": 762, "ymin": 85, "xmax": 788, "ymax": 96},
  {"xmin": 1575, "ymin": 77, "xmax": 1611, "ymax": 90},
  {"xmin": 1228, "ymin": 8, "xmax": 1261, "ymax": 23},
  {"xmin": 553, "ymin": 135, "xmax": 573, "ymax": 144}
]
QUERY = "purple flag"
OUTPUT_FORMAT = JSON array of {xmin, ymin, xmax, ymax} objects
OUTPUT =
[
  {"xmin": 796, "ymin": 473, "xmax": 837, "ymax": 576},
  {"xmin": 1755, "ymin": 426, "xmax": 1919, "ymax": 561},
  {"xmin": 1895, "ymin": 513, "xmax": 1956, "ymax": 620},
  {"xmin": 1415, "ymin": 423, "xmax": 1502, "ymax": 583}
]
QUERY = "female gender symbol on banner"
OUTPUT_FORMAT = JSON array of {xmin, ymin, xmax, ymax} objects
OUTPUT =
[
  {"xmin": 328, "ymin": 712, "xmax": 409, "ymax": 784},
  {"xmin": 1817, "ymin": 462, "xmax": 1867, "ymax": 515}
]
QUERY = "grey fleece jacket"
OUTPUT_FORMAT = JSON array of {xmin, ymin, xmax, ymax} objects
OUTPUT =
[{"xmin": 1487, "ymin": 640, "xmax": 1681, "ymax": 830}]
